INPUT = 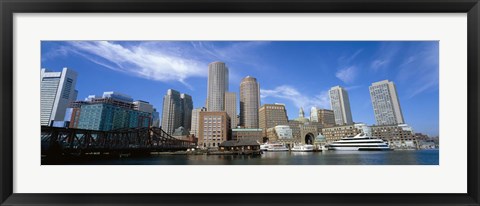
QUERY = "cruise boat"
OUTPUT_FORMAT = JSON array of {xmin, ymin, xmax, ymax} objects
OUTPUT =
[
  {"xmin": 291, "ymin": 144, "xmax": 314, "ymax": 152},
  {"xmin": 260, "ymin": 143, "xmax": 269, "ymax": 151},
  {"xmin": 266, "ymin": 143, "xmax": 289, "ymax": 151},
  {"xmin": 326, "ymin": 133, "xmax": 392, "ymax": 151}
]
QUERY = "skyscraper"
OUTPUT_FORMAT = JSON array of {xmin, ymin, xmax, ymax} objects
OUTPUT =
[
  {"xmin": 161, "ymin": 89, "xmax": 182, "ymax": 135},
  {"xmin": 180, "ymin": 93, "xmax": 193, "ymax": 131},
  {"xmin": 329, "ymin": 86, "xmax": 353, "ymax": 125},
  {"xmin": 310, "ymin": 107, "xmax": 319, "ymax": 122},
  {"xmin": 40, "ymin": 67, "xmax": 78, "ymax": 126},
  {"xmin": 369, "ymin": 80, "xmax": 405, "ymax": 125},
  {"xmin": 206, "ymin": 61, "xmax": 228, "ymax": 111},
  {"xmin": 240, "ymin": 76, "xmax": 260, "ymax": 128},
  {"xmin": 259, "ymin": 103, "xmax": 288, "ymax": 137},
  {"xmin": 190, "ymin": 107, "xmax": 207, "ymax": 137},
  {"xmin": 224, "ymin": 92, "xmax": 238, "ymax": 129},
  {"xmin": 161, "ymin": 89, "xmax": 193, "ymax": 135}
]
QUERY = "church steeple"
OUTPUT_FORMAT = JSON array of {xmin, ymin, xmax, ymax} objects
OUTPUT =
[{"xmin": 299, "ymin": 107, "xmax": 305, "ymax": 118}]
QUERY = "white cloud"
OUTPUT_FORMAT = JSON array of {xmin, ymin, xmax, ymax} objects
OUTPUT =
[
  {"xmin": 64, "ymin": 41, "xmax": 269, "ymax": 87},
  {"xmin": 335, "ymin": 66, "xmax": 358, "ymax": 84},
  {"xmin": 371, "ymin": 59, "xmax": 389, "ymax": 70},
  {"xmin": 68, "ymin": 41, "xmax": 207, "ymax": 86},
  {"xmin": 260, "ymin": 85, "xmax": 330, "ymax": 111}
]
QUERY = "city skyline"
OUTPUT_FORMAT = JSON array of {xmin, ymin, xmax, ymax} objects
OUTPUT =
[{"xmin": 41, "ymin": 41, "xmax": 439, "ymax": 136}]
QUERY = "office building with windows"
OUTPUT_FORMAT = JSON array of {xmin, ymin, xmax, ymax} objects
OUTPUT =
[
  {"xmin": 369, "ymin": 80, "xmax": 405, "ymax": 125},
  {"xmin": 40, "ymin": 67, "xmax": 78, "ymax": 126},
  {"xmin": 198, "ymin": 111, "xmax": 231, "ymax": 148},
  {"xmin": 329, "ymin": 86, "xmax": 353, "ymax": 125},
  {"xmin": 240, "ymin": 76, "xmax": 260, "ymax": 128},
  {"xmin": 206, "ymin": 61, "xmax": 229, "ymax": 112}
]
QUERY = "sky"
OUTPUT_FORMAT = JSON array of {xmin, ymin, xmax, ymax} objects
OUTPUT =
[{"xmin": 41, "ymin": 41, "xmax": 439, "ymax": 136}]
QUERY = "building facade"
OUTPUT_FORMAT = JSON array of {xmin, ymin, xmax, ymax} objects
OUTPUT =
[
  {"xmin": 259, "ymin": 103, "xmax": 289, "ymax": 137},
  {"xmin": 40, "ymin": 67, "xmax": 78, "ymax": 126},
  {"xmin": 310, "ymin": 107, "xmax": 319, "ymax": 122},
  {"xmin": 240, "ymin": 76, "xmax": 260, "ymax": 128},
  {"xmin": 161, "ymin": 89, "xmax": 192, "ymax": 134},
  {"xmin": 232, "ymin": 128, "xmax": 263, "ymax": 142},
  {"xmin": 321, "ymin": 124, "xmax": 363, "ymax": 142},
  {"xmin": 161, "ymin": 89, "xmax": 182, "ymax": 135},
  {"xmin": 76, "ymin": 103, "xmax": 150, "ymax": 131},
  {"xmin": 206, "ymin": 61, "xmax": 229, "ymax": 112},
  {"xmin": 180, "ymin": 93, "xmax": 193, "ymax": 131},
  {"xmin": 317, "ymin": 109, "xmax": 336, "ymax": 127},
  {"xmin": 224, "ymin": 92, "xmax": 238, "ymax": 129},
  {"xmin": 198, "ymin": 111, "xmax": 231, "ymax": 148},
  {"xmin": 329, "ymin": 86, "xmax": 353, "ymax": 125},
  {"xmin": 190, "ymin": 107, "xmax": 207, "ymax": 137},
  {"xmin": 369, "ymin": 80, "xmax": 405, "ymax": 125},
  {"xmin": 371, "ymin": 124, "xmax": 417, "ymax": 149}
]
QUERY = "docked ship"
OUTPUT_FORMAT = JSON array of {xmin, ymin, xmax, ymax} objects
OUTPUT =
[
  {"xmin": 291, "ymin": 144, "xmax": 314, "ymax": 152},
  {"xmin": 265, "ymin": 143, "xmax": 289, "ymax": 151},
  {"xmin": 326, "ymin": 133, "xmax": 392, "ymax": 151}
]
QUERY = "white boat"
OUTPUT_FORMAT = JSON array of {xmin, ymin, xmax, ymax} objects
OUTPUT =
[
  {"xmin": 291, "ymin": 144, "xmax": 314, "ymax": 152},
  {"xmin": 326, "ymin": 133, "xmax": 392, "ymax": 151},
  {"xmin": 266, "ymin": 143, "xmax": 289, "ymax": 151},
  {"xmin": 260, "ymin": 143, "xmax": 269, "ymax": 151}
]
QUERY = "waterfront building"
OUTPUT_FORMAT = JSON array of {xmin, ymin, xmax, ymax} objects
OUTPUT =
[
  {"xmin": 370, "ymin": 124, "xmax": 416, "ymax": 149},
  {"xmin": 240, "ymin": 76, "xmax": 260, "ymax": 128},
  {"xmin": 317, "ymin": 109, "xmax": 336, "ymax": 127},
  {"xmin": 190, "ymin": 107, "xmax": 207, "ymax": 137},
  {"xmin": 224, "ymin": 92, "xmax": 238, "ymax": 129},
  {"xmin": 133, "ymin": 100, "xmax": 159, "ymax": 127},
  {"xmin": 40, "ymin": 67, "xmax": 78, "ymax": 126},
  {"xmin": 232, "ymin": 128, "xmax": 263, "ymax": 142},
  {"xmin": 321, "ymin": 124, "xmax": 365, "ymax": 142},
  {"xmin": 329, "ymin": 86, "xmax": 353, "ymax": 125},
  {"xmin": 259, "ymin": 103, "xmax": 288, "ymax": 137},
  {"xmin": 286, "ymin": 120, "xmax": 302, "ymax": 141},
  {"xmin": 369, "ymin": 80, "xmax": 405, "ymax": 125},
  {"xmin": 218, "ymin": 139, "xmax": 260, "ymax": 152},
  {"xmin": 76, "ymin": 103, "xmax": 150, "ymax": 131},
  {"xmin": 180, "ymin": 93, "xmax": 193, "ymax": 131},
  {"xmin": 206, "ymin": 61, "xmax": 228, "ymax": 111},
  {"xmin": 198, "ymin": 111, "xmax": 231, "ymax": 148},
  {"xmin": 161, "ymin": 89, "xmax": 182, "ymax": 135}
]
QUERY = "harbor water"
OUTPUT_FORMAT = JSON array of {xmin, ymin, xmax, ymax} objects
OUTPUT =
[{"xmin": 57, "ymin": 149, "xmax": 439, "ymax": 165}]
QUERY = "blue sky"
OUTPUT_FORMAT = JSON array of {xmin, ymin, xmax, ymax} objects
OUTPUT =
[{"xmin": 41, "ymin": 41, "xmax": 439, "ymax": 136}]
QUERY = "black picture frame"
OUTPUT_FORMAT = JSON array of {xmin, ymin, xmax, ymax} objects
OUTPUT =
[{"xmin": 1, "ymin": 0, "xmax": 479, "ymax": 205}]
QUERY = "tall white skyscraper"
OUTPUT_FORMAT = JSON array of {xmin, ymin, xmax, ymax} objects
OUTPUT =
[
  {"xmin": 206, "ymin": 61, "xmax": 229, "ymax": 111},
  {"xmin": 310, "ymin": 106, "xmax": 319, "ymax": 122},
  {"xmin": 329, "ymin": 86, "xmax": 353, "ymax": 125},
  {"xmin": 190, "ymin": 107, "xmax": 207, "ymax": 137},
  {"xmin": 40, "ymin": 67, "xmax": 78, "ymax": 126},
  {"xmin": 369, "ymin": 80, "xmax": 405, "ymax": 125},
  {"xmin": 240, "ymin": 76, "xmax": 260, "ymax": 128},
  {"xmin": 224, "ymin": 92, "xmax": 238, "ymax": 129}
]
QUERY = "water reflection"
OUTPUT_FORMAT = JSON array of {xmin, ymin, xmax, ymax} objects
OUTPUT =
[{"xmin": 61, "ymin": 150, "xmax": 439, "ymax": 165}]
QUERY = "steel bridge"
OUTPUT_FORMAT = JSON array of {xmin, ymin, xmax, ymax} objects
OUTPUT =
[{"xmin": 41, "ymin": 126, "xmax": 196, "ymax": 156}]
